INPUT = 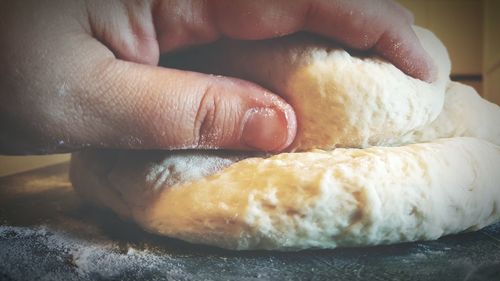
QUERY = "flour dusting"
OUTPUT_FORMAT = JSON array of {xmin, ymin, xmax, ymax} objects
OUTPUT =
[
  {"xmin": 144, "ymin": 151, "xmax": 254, "ymax": 190},
  {"xmin": 0, "ymin": 225, "xmax": 186, "ymax": 281}
]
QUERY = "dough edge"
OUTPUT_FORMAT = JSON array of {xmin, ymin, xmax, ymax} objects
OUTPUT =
[{"xmin": 71, "ymin": 137, "xmax": 500, "ymax": 250}]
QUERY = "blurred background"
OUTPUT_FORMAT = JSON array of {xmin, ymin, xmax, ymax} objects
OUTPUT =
[
  {"xmin": 1, "ymin": 0, "xmax": 499, "ymax": 177},
  {"xmin": 399, "ymin": 0, "xmax": 499, "ymax": 101}
]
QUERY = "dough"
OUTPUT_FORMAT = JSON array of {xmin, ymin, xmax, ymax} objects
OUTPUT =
[
  {"xmin": 165, "ymin": 26, "xmax": 451, "ymax": 150},
  {"xmin": 71, "ymin": 137, "xmax": 500, "ymax": 250},
  {"xmin": 70, "ymin": 27, "xmax": 500, "ymax": 250},
  {"xmin": 400, "ymin": 82, "xmax": 500, "ymax": 145}
]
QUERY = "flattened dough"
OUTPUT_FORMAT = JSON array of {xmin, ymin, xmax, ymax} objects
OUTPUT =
[
  {"xmin": 71, "ymin": 137, "xmax": 500, "ymax": 250},
  {"xmin": 71, "ymin": 27, "xmax": 500, "ymax": 250}
]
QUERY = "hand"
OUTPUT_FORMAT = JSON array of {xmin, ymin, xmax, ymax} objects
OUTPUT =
[{"xmin": 0, "ymin": 0, "xmax": 435, "ymax": 154}]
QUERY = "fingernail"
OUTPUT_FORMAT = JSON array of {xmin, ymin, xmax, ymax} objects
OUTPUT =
[{"xmin": 241, "ymin": 107, "xmax": 291, "ymax": 151}]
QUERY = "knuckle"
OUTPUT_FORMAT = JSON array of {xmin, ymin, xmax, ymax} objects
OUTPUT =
[{"xmin": 194, "ymin": 85, "xmax": 222, "ymax": 148}]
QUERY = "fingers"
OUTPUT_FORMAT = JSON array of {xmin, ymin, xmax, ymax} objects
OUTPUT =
[
  {"xmin": 155, "ymin": 0, "xmax": 433, "ymax": 81},
  {"xmin": 221, "ymin": 0, "xmax": 434, "ymax": 82},
  {"xmin": 305, "ymin": 0, "xmax": 435, "ymax": 82},
  {"xmin": 85, "ymin": 0, "xmax": 159, "ymax": 65},
  {"xmin": 74, "ymin": 59, "xmax": 296, "ymax": 152},
  {"xmin": 87, "ymin": 0, "xmax": 435, "ymax": 82},
  {"xmin": 373, "ymin": 26, "xmax": 436, "ymax": 83},
  {"xmin": 392, "ymin": 0, "xmax": 415, "ymax": 24},
  {"xmin": 305, "ymin": 0, "xmax": 434, "ymax": 82}
]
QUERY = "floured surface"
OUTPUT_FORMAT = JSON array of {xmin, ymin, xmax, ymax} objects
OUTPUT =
[{"xmin": 1, "ymin": 165, "xmax": 500, "ymax": 280}]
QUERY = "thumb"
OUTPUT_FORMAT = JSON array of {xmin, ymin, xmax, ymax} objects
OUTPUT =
[{"xmin": 78, "ymin": 60, "xmax": 296, "ymax": 152}]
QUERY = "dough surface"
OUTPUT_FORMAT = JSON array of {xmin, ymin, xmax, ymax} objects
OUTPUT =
[
  {"xmin": 165, "ymin": 26, "xmax": 451, "ymax": 150},
  {"xmin": 70, "ymin": 27, "xmax": 500, "ymax": 250},
  {"xmin": 71, "ymin": 138, "xmax": 500, "ymax": 250}
]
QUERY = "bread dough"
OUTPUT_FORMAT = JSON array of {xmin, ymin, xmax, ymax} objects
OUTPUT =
[
  {"xmin": 400, "ymin": 82, "xmax": 500, "ymax": 145},
  {"xmin": 70, "ymin": 27, "xmax": 500, "ymax": 250},
  {"xmin": 71, "ymin": 137, "xmax": 500, "ymax": 250},
  {"xmin": 71, "ymin": 83, "xmax": 500, "ymax": 250},
  {"xmin": 165, "ymin": 26, "xmax": 451, "ymax": 150}
]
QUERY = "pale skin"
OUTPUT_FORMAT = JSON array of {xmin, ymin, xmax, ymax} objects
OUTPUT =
[{"xmin": 0, "ymin": 0, "xmax": 435, "ymax": 155}]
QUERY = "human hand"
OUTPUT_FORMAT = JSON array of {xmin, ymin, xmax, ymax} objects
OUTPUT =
[{"xmin": 0, "ymin": 0, "xmax": 435, "ymax": 154}]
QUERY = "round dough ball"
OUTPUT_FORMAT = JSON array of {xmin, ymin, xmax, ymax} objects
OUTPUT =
[{"xmin": 165, "ymin": 26, "xmax": 451, "ymax": 150}]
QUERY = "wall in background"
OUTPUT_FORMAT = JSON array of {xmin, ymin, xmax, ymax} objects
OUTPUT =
[
  {"xmin": 0, "ymin": 154, "xmax": 70, "ymax": 177},
  {"xmin": 398, "ymin": 0, "xmax": 484, "ymax": 94},
  {"xmin": 483, "ymin": 0, "xmax": 500, "ymax": 105},
  {"xmin": 398, "ymin": 0, "xmax": 500, "ymax": 105}
]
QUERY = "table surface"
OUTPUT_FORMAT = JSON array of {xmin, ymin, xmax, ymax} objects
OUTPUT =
[{"xmin": 0, "ymin": 162, "xmax": 499, "ymax": 281}]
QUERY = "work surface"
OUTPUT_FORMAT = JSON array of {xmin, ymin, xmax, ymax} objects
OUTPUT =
[{"xmin": 0, "ymin": 163, "xmax": 499, "ymax": 281}]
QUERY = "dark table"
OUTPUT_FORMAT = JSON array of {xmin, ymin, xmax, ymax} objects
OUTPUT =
[{"xmin": 1, "ymin": 163, "xmax": 499, "ymax": 281}]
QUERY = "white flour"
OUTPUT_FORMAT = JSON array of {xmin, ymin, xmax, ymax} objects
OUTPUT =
[
  {"xmin": 143, "ymin": 151, "xmax": 246, "ymax": 190},
  {"xmin": 1, "ymin": 223, "xmax": 498, "ymax": 280},
  {"xmin": 0, "ymin": 225, "xmax": 185, "ymax": 280}
]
